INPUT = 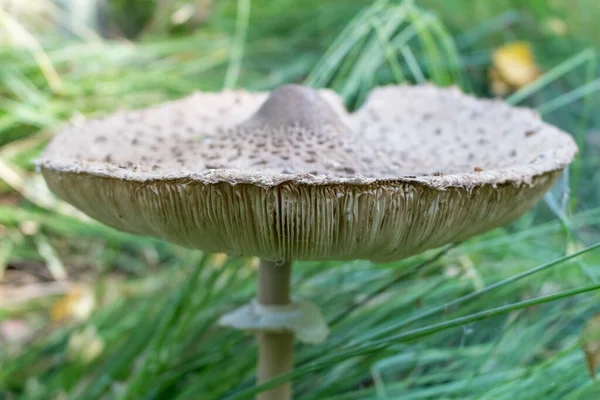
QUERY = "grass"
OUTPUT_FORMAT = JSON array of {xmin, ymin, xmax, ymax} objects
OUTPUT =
[{"xmin": 1, "ymin": 0, "xmax": 600, "ymax": 399}]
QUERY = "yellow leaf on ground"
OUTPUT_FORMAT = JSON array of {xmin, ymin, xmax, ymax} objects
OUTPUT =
[
  {"xmin": 50, "ymin": 285, "xmax": 95, "ymax": 322},
  {"xmin": 490, "ymin": 41, "xmax": 541, "ymax": 96}
]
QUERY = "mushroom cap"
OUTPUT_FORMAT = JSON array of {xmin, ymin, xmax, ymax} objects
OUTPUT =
[{"xmin": 38, "ymin": 84, "xmax": 577, "ymax": 262}]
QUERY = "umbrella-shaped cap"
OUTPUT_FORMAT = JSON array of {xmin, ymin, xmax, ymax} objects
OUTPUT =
[{"xmin": 38, "ymin": 84, "xmax": 577, "ymax": 262}]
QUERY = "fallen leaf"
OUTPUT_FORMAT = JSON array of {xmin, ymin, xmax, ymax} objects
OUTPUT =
[
  {"xmin": 50, "ymin": 285, "xmax": 95, "ymax": 322},
  {"xmin": 489, "ymin": 41, "xmax": 541, "ymax": 96},
  {"xmin": 582, "ymin": 313, "xmax": 600, "ymax": 379}
]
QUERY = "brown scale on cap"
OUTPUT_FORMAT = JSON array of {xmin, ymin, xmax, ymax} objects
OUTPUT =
[{"xmin": 201, "ymin": 84, "xmax": 388, "ymax": 176}]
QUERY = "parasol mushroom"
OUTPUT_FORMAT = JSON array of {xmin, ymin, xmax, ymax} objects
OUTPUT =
[{"xmin": 36, "ymin": 84, "xmax": 577, "ymax": 400}]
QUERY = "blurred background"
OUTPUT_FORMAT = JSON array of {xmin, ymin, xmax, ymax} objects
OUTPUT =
[{"xmin": 1, "ymin": 0, "xmax": 600, "ymax": 399}]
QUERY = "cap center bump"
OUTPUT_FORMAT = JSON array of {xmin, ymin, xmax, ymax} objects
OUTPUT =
[{"xmin": 236, "ymin": 84, "xmax": 352, "ymax": 139}]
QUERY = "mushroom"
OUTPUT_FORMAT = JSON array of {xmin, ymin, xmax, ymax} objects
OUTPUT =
[{"xmin": 36, "ymin": 84, "xmax": 577, "ymax": 399}]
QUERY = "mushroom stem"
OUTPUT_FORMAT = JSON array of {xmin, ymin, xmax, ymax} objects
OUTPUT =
[{"xmin": 257, "ymin": 259, "xmax": 293, "ymax": 400}]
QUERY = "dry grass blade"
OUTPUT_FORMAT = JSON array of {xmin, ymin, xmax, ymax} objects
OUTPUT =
[{"xmin": 0, "ymin": 6, "xmax": 64, "ymax": 93}]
